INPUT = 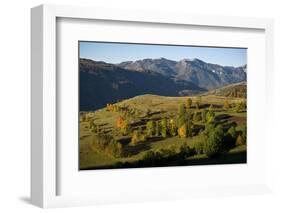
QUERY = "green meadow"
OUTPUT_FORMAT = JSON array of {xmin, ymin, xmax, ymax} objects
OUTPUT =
[{"xmin": 79, "ymin": 93, "xmax": 247, "ymax": 170}]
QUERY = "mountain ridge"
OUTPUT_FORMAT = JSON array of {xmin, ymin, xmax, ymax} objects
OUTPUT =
[
  {"xmin": 117, "ymin": 57, "xmax": 246, "ymax": 89},
  {"xmin": 80, "ymin": 58, "xmax": 246, "ymax": 110},
  {"xmin": 80, "ymin": 58, "xmax": 206, "ymax": 110}
]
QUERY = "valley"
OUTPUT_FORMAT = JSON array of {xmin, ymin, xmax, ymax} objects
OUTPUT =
[{"xmin": 79, "ymin": 56, "xmax": 247, "ymax": 170}]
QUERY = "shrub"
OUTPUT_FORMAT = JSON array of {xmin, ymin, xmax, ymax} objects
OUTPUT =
[
  {"xmin": 201, "ymin": 109, "xmax": 207, "ymax": 123},
  {"xmin": 106, "ymin": 140, "xmax": 124, "ymax": 158},
  {"xmin": 179, "ymin": 143, "xmax": 196, "ymax": 158},
  {"xmin": 241, "ymin": 126, "xmax": 247, "ymax": 143},
  {"xmin": 204, "ymin": 123, "xmax": 216, "ymax": 136},
  {"xmin": 193, "ymin": 111, "xmax": 202, "ymax": 122},
  {"xmin": 225, "ymin": 126, "xmax": 237, "ymax": 149},
  {"xmin": 194, "ymin": 140, "xmax": 204, "ymax": 154},
  {"xmin": 142, "ymin": 151, "xmax": 162, "ymax": 164},
  {"xmin": 234, "ymin": 101, "xmax": 246, "ymax": 113},
  {"xmin": 139, "ymin": 134, "xmax": 147, "ymax": 142}
]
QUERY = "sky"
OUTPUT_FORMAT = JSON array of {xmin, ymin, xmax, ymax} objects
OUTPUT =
[{"xmin": 79, "ymin": 41, "xmax": 247, "ymax": 67}]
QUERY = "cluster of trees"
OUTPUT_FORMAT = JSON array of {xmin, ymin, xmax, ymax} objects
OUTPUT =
[
  {"xmin": 87, "ymin": 96, "xmax": 246, "ymax": 159},
  {"xmin": 234, "ymin": 101, "xmax": 247, "ymax": 113},
  {"xmin": 126, "ymin": 98, "xmax": 216, "ymax": 145},
  {"xmin": 229, "ymin": 86, "xmax": 247, "ymax": 98},
  {"xmin": 114, "ymin": 144, "xmax": 197, "ymax": 168},
  {"xmin": 107, "ymin": 103, "xmax": 143, "ymax": 120},
  {"xmin": 223, "ymin": 100, "xmax": 246, "ymax": 113},
  {"xmin": 195, "ymin": 124, "xmax": 247, "ymax": 158},
  {"xmin": 91, "ymin": 133, "xmax": 124, "ymax": 158},
  {"xmin": 176, "ymin": 102, "xmax": 215, "ymax": 137},
  {"xmin": 186, "ymin": 97, "xmax": 202, "ymax": 110}
]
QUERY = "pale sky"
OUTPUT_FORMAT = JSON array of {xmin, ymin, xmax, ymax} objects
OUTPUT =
[{"xmin": 80, "ymin": 41, "xmax": 247, "ymax": 67}]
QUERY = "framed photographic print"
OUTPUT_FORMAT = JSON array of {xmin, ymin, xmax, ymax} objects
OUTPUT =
[
  {"xmin": 78, "ymin": 41, "xmax": 247, "ymax": 170},
  {"xmin": 31, "ymin": 4, "xmax": 274, "ymax": 208}
]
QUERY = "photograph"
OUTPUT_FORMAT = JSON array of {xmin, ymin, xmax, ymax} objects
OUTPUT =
[{"xmin": 79, "ymin": 41, "xmax": 247, "ymax": 170}]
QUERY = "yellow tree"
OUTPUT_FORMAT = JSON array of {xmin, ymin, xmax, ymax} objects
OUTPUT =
[
  {"xmin": 178, "ymin": 124, "xmax": 187, "ymax": 138},
  {"xmin": 131, "ymin": 130, "xmax": 140, "ymax": 145},
  {"xmin": 116, "ymin": 116, "xmax": 124, "ymax": 128},
  {"xmin": 223, "ymin": 100, "xmax": 230, "ymax": 110},
  {"xmin": 116, "ymin": 116, "xmax": 128, "ymax": 135},
  {"xmin": 106, "ymin": 104, "xmax": 114, "ymax": 112}
]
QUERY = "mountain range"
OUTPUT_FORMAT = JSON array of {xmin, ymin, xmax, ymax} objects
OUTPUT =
[{"xmin": 80, "ymin": 58, "xmax": 246, "ymax": 110}]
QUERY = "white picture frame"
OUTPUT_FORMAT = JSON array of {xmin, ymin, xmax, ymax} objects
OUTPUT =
[{"xmin": 31, "ymin": 4, "xmax": 274, "ymax": 208}]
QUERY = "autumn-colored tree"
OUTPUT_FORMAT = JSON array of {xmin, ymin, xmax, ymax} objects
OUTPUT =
[
  {"xmin": 178, "ymin": 124, "xmax": 187, "ymax": 138},
  {"xmin": 186, "ymin": 98, "xmax": 192, "ymax": 109},
  {"xmin": 106, "ymin": 104, "xmax": 114, "ymax": 112},
  {"xmin": 131, "ymin": 130, "xmax": 140, "ymax": 145},
  {"xmin": 223, "ymin": 100, "xmax": 230, "ymax": 110},
  {"xmin": 236, "ymin": 134, "xmax": 245, "ymax": 146},
  {"xmin": 116, "ymin": 116, "xmax": 125, "ymax": 128},
  {"xmin": 116, "ymin": 116, "xmax": 129, "ymax": 135}
]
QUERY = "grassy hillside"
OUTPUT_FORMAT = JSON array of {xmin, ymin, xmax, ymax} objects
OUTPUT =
[
  {"xmin": 206, "ymin": 82, "xmax": 246, "ymax": 98},
  {"xmin": 79, "ymin": 94, "xmax": 246, "ymax": 170}
]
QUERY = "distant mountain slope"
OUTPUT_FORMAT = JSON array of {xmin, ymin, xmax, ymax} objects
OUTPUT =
[
  {"xmin": 118, "ymin": 58, "xmax": 177, "ymax": 77},
  {"xmin": 118, "ymin": 58, "xmax": 246, "ymax": 89},
  {"xmin": 80, "ymin": 59, "xmax": 206, "ymax": 110},
  {"xmin": 205, "ymin": 82, "xmax": 247, "ymax": 98}
]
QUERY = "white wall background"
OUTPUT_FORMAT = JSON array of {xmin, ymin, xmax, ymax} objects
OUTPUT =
[{"xmin": 0, "ymin": 0, "xmax": 280, "ymax": 212}]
